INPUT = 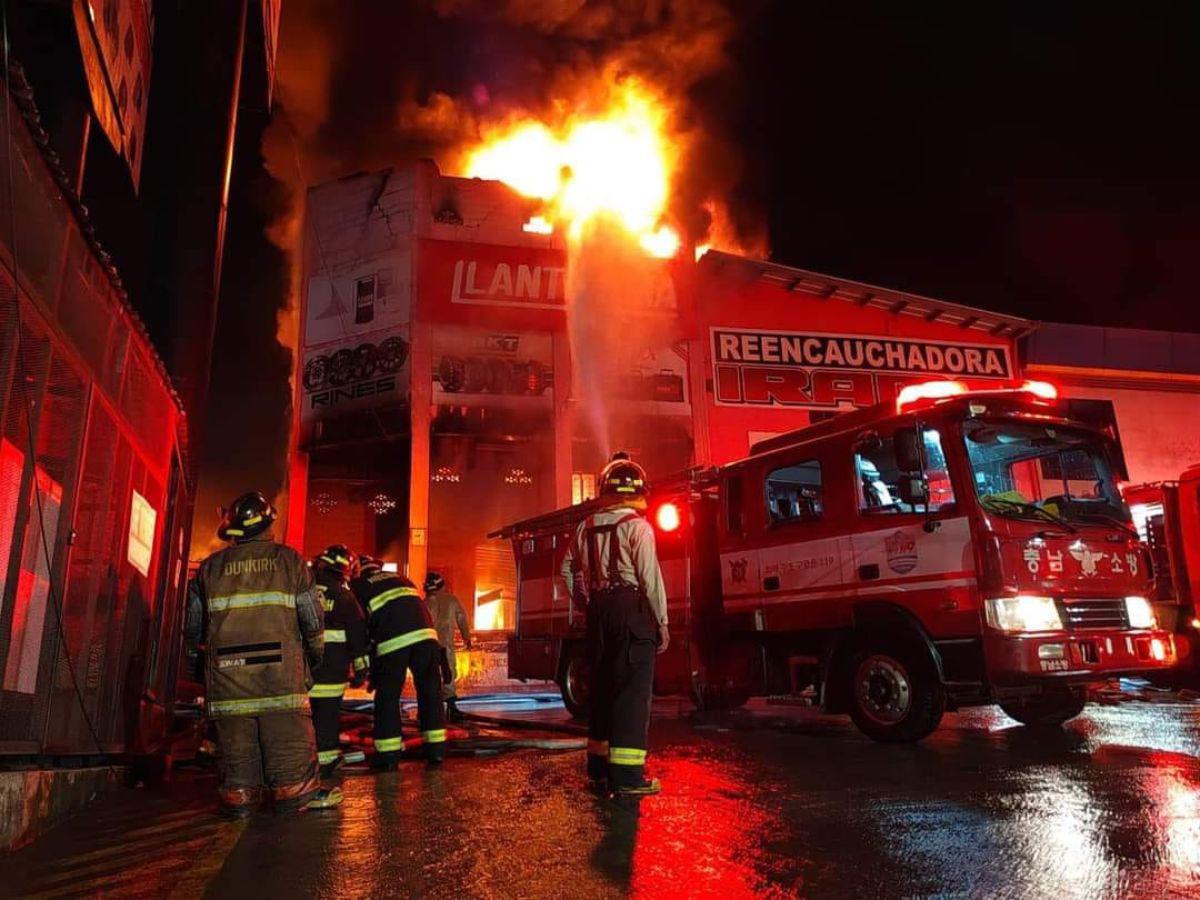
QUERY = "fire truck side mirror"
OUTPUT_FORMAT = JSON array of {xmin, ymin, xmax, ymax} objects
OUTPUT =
[{"xmin": 894, "ymin": 429, "xmax": 924, "ymax": 473}]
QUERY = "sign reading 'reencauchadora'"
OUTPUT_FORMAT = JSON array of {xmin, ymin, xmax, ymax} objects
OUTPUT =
[{"xmin": 712, "ymin": 328, "xmax": 1014, "ymax": 409}]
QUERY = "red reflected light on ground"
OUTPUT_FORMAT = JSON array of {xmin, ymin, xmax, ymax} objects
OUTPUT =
[{"xmin": 655, "ymin": 502, "xmax": 681, "ymax": 533}]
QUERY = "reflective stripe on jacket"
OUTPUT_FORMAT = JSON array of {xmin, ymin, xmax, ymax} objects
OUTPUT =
[
  {"xmin": 192, "ymin": 537, "xmax": 322, "ymax": 718},
  {"xmin": 311, "ymin": 568, "xmax": 369, "ymax": 685},
  {"xmin": 351, "ymin": 572, "xmax": 439, "ymax": 660}
]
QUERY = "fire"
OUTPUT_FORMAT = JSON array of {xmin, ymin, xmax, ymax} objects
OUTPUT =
[{"xmin": 464, "ymin": 80, "xmax": 681, "ymax": 258}]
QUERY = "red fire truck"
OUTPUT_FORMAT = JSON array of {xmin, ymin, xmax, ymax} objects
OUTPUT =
[
  {"xmin": 498, "ymin": 381, "xmax": 1177, "ymax": 741},
  {"xmin": 1124, "ymin": 465, "xmax": 1200, "ymax": 681}
]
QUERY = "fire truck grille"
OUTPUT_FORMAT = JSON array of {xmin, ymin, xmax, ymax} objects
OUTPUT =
[{"xmin": 1061, "ymin": 599, "xmax": 1130, "ymax": 631}]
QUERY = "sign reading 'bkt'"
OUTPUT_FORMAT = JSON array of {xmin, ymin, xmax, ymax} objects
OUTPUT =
[{"xmin": 712, "ymin": 328, "xmax": 1014, "ymax": 408}]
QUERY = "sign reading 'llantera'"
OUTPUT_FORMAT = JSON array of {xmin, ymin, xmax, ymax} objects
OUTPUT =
[
  {"xmin": 451, "ymin": 258, "xmax": 567, "ymax": 311},
  {"xmin": 712, "ymin": 328, "xmax": 1013, "ymax": 409}
]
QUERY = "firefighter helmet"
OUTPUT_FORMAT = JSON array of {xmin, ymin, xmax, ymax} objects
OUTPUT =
[
  {"xmin": 599, "ymin": 451, "xmax": 649, "ymax": 499},
  {"xmin": 217, "ymin": 491, "xmax": 276, "ymax": 542},
  {"xmin": 357, "ymin": 554, "xmax": 383, "ymax": 577},
  {"xmin": 424, "ymin": 571, "xmax": 445, "ymax": 593},
  {"xmin": 316, "ymin": 544, "xmax": 353, "ymax": 578}
]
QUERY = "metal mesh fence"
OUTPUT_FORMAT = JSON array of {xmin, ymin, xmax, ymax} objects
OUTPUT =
[{"xmin": 0, "ymin": 87, "xmax": 188, "ymax": 756}]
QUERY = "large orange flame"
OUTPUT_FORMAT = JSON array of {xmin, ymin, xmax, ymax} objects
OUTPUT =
[{"xmin": 463, "ymin": 80, "xmax": 682, "ymax": 258}]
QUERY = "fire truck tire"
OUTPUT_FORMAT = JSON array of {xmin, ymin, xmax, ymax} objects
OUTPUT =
[
  {"xmin": 558, "ymin": 646, "xmax": 590, "ymax": 719},
  {"xmin": 998, "ymin": 690, "xmax": 1086, "ymax": 727},
  {"xmin": 847, "ymin": 642, "xmax": 945, "ymax": 743}
]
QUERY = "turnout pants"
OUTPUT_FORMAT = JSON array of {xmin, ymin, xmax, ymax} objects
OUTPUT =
[
  {"xmin": 215, "ymin": 712, "xmax": 321, "ymax": 812},
  {"xmin": 373, "ymin": 639, "xmax": 447, "ymax": 762},
  {"xmin": 309, "ymin": 691, "xmax": 346, "ymax": 767},
  {"xmin": 586, "ymin": 584, "xmax": 658, "ymax": 788},
  {"xmin": 310, "ymin": 638, "xmax": 353, "ymax": 767}
]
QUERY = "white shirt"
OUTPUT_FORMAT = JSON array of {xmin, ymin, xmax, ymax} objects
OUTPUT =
[{"xmin": 560, "ymin": 505, "xmax": 668, "ymax": 626}]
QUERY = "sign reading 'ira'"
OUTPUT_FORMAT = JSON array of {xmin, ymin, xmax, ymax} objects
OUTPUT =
[{"xmin": 712, "ymin": 327, "xmax": 1013, "ymax": 409}]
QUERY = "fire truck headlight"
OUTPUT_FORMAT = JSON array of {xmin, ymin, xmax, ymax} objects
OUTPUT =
[
  {"xmin": 985, "ymin": 595, "xmax": 1063, "ymax": 633},
  {"xmin": 1124, "ymin": 596, "xmax": 1156, "ymax": 630}
]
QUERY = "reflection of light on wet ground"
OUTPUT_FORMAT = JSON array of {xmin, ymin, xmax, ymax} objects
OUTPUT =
[
  {"xmin": 1163, "ymin": 767, "xmax": 1200, "ymax": 875},
  {"xmin": 631, "ymin": 753, "xmax": 785, "ymax": 898},
  {"xmin": 1024, "ymin": 771, "xmax": 1108, "ymax": 897}
]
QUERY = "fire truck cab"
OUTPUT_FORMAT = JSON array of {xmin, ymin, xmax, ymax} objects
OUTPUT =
[
  {"xmin": 1124, "ymin": 465, "xmax": 1200, "ymax": 681},
  {"xmin": 502, "ymin": 381, "xmax": 1177, "ymax": 742}
]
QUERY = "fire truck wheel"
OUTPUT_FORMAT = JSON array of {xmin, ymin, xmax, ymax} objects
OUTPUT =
[
  {"xmin": 998, "ymin": 690, "xmax": 1087, "ymax": 727},
  {"xmin": 847, "ymin": 643, "xmax": 945, "ymax": 743},
  {"xmin": 559, "ymin": 647, "xmax": 590, "ymax": 719}
]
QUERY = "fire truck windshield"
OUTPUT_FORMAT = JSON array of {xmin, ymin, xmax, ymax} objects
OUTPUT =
[{"xmin": 963, "ymin": 419, "xmax": 1133, "ymax": 530}]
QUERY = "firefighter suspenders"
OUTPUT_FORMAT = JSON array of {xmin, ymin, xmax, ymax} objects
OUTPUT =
[{"xmin": 584, "ymin": 513, "xmax": 641, "ymax": 592}]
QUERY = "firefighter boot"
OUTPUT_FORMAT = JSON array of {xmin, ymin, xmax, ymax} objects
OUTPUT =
[
  {"xmin": 302, "ymin": 787, "xmax": 344, "ymax": 811},
  {"xmin": 614, "ymin": 777, "xmax": 661, "ymax": 797},
  {"xmin": 319, "ymin": 754, "xmax": 344, "ymax": 780}
]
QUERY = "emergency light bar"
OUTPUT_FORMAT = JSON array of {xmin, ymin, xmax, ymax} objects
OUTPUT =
[
  {"xmin": 896, "ymin": 379, "xmax": 1059, "ymax": 412},
  {"xmin": 1019, "ymin": 379, "xmax": 1058, "ymax": 401},
  {"xmin": 895, "ymin": 380, "xmax": 968, "ymax": 411}
]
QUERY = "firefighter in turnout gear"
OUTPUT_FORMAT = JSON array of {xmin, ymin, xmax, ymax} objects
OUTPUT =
[
  {"xmin": 424, "ymin": 571, "xmax": 472, "ymax": 722},
  {"xmin": 309, "ymin": 545, "xmax": 370, "ymax": 776},
  {"xmin": 186, "ymin": 492, "xmax": 342, "ymax": 816},
  {"xmin": 561, "ymin": 453, "xmax": 669, "ymax": 796},
  {"xmin": 351, "ymin": 558, "xmax": 447, "ymax": 768}
]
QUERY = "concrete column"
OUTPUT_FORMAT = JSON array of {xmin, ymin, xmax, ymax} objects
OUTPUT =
[
  {"xmin": 407, "ymin": 249, "xmax": 432, "ymax": 583},
  {"xmin": 687, "ymin": 336, "xmax": 713, "ymax": 467},
  {"xmin": 552, "ymin": 332, "xmax": 574, "ymax": 507}
]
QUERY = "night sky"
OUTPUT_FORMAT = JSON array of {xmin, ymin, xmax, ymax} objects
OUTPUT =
[{"xmin": 730, "ymin": 2, "xmax": 1200, "ymax": 331}]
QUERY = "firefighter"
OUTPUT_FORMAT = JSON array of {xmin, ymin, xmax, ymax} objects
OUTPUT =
[
  {"xmin": 350, "ymin": 558, "xmax": 447, "ymax": 768},
  {"xmin": 424, "ymin": 571, "xmax": 472, "ymax": 722},
  {"xmin": 309, "ymin": 544, "xmax": 370, "ymax": 776},
  {"xmin": 561, "ymin": 452, "xmax": 669, "ymax": 797},
  {"xmin": 186, "ymin": 492, "xmax": 342, "ymax": 817}
]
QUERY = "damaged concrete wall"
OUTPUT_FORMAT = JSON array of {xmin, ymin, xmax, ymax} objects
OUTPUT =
[{"xmin": 0, "ymin": 767, "xmax": 128, "ymax": 852}]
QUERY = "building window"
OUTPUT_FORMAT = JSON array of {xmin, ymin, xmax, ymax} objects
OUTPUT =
[
  {"xmin": 572, "ymin": 472, "xmax": 596, "ymax": 506},
  {"xmin": 725, "ymin": 473, "xmax": 744, "ymax": 533},
  {"xmin": 4, "ymin": 466, "xmax": 63, "ymax": 694},
  {"xmin": 127, "ymin": 489, "xmax": 157, "ymax": 577},
  {"xmin": 765, "ymin": 460, "xmax": 823, "ymax": 525}
]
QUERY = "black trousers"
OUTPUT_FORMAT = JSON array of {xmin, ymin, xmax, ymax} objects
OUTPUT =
[
  {"xmin": 311, "ymin": 695, "xmax": 344, "ymax": 767},
  {"xmin": 373, "ymin": 639, "xmax": 447, "ymax": 762},
  {"xmin": 586, "ymin": 584, "xmax": 658, "ymax": 788}
]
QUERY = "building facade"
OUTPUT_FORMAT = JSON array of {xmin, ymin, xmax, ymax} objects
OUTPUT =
[{"xmin": 290, "ymin": 162, "xmax": 1043, "ymax": 628}]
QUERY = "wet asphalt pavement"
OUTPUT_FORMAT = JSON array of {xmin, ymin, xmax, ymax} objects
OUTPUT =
[{"xmin": 7, "ymin": 696, "xmax": 1200, "ymax": 898}]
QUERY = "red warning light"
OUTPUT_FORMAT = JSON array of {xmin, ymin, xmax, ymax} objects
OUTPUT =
[
  {"xmin": 1020, "ymin": 379, "xmax": 1058, "ymax": 401},
  {"xmin": 655, "ymin": 502, "xmax": 682, "ymax": 533},
  {"xmin": 895, "ymin": 380, "xmax": 968, "ymax": 412}
]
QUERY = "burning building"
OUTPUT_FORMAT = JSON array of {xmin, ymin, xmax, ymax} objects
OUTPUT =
[{"xmin": 287, "ymin": 157, "xmax": 1039, "ymax": 629}]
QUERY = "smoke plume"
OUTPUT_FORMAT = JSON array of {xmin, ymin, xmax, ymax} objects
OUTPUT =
[{"xmin": 268, "ymin": 0, "xmax": 767, "ymax": 252}]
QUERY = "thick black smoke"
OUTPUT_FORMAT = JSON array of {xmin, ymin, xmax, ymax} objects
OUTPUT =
[{"xmin": 268, "ymin": 0, "xmax": 766, "ymax": 249}]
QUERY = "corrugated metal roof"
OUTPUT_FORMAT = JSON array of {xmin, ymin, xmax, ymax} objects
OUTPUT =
[
  {"xmin": 1022, "ymin": 323, "xmax": 1200, "ymax": 376},
  {"xmin": 700, "ymin": 251, "xmax": 1037, "ymax": 339}
]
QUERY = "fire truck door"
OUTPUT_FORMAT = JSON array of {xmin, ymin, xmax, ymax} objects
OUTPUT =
[{"xmin": 848, "ymin": 429, "xmax": 978, "ymax": 636}]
